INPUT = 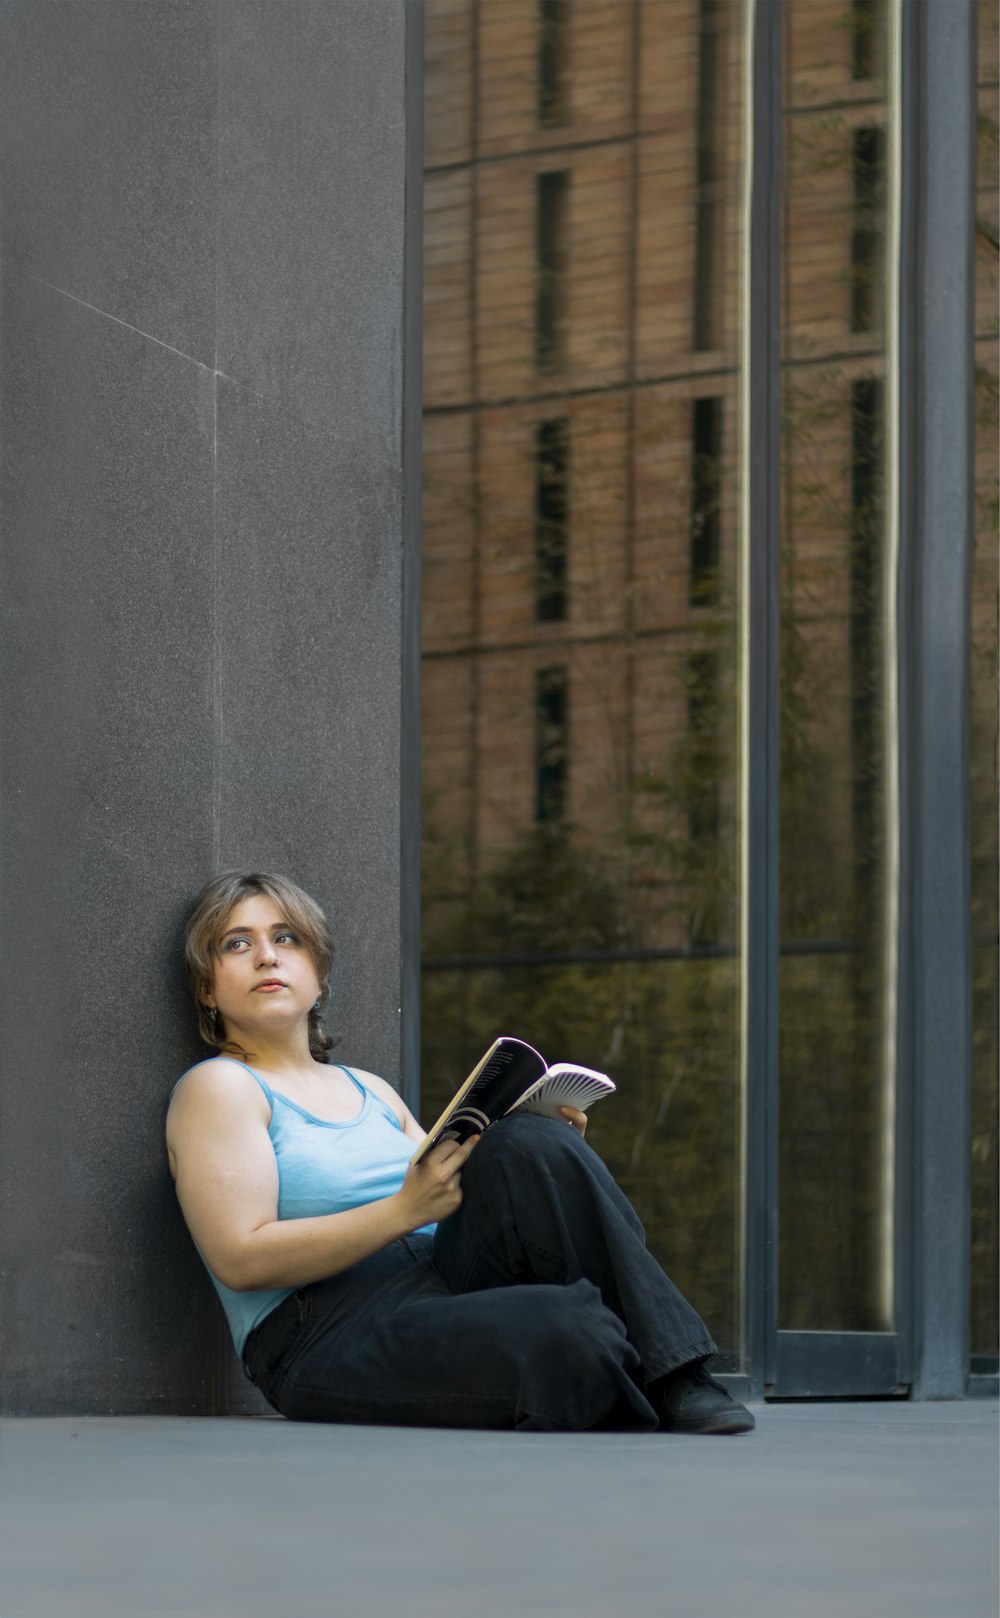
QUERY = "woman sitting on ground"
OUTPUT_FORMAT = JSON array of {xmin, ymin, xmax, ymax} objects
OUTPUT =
[{"xmin": 166, "ymin": 869, "xmax": 754, "ymax": 1435}]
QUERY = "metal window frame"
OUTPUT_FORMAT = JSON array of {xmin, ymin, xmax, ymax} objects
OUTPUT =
[
  {"xmin": 896, "ymin": 0, "xmax": 977, "ymax": 1399},
  {"xmin": 740, "ymin": 0, "xmax": 979, "ymax": 1398}
]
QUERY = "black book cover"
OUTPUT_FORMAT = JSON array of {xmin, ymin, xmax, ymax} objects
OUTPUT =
[{"xmin": 414, "ymin": 1037, "xmax": 547, "ymax": 1157}]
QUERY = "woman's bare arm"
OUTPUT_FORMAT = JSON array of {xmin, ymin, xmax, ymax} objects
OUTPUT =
[{"xmin": 165, "ymin": 1062, "xmax": 471, "ymax": 1292}]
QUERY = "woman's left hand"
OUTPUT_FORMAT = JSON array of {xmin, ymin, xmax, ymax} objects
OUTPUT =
[{"xmin": 560, "ymin": 1106, "xmax": 588, "ymax": 1137}]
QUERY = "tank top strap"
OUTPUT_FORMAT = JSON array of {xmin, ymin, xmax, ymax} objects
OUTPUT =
[
  {"xmin": 330, "ymin": 1063, "xmax": 404, "ymax": 1132},
  {"xmin": 227, "ymin": 1059, "xmax": 276, "ymax": 1109},
  {"xmin": 331, "ymin": 1063, "xmax": 366, "ymax": 1101}
]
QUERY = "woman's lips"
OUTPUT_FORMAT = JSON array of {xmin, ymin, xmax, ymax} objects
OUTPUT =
[{"xmin": 253, "ymin": 982, "xmax": 286, "ymax": 992}]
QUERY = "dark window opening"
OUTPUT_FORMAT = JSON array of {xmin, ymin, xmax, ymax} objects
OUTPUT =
[
  {"xmin": 691, "ymin": 396, "xmax": 723, "ymax": 605},
  {"xmin": 536, "ymin": 666, "xmax": 569, "ymax": 823},
  {"xmin": 849, "ymin": 376, "xmax": 884, "ymax": 931},
  {"xmin": 538, "ymin": 0, "xmax": 570, "ymax": 128},
  {"xmin": 536, "ymin": 419, "xmax": 569, "ymax": 622},
  {"xmin": 851, "ymin": 125, "xmax": 886, "ymax": 335},
  {"xmin": 694, "ymin": 0, "xmax": 722, "ymax": 350},
  {"xmin": 851, "ymin": 0, "xmax": 885, "ymax": 82},
  {"xmin": 536, "ymin": 170, "xmax": 569, "ymax": 372}
]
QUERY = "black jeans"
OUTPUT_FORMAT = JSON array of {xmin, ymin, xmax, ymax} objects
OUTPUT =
[{"xmin": 242, "ymin": 1113, "xmax": 716, "ymax": 1431}]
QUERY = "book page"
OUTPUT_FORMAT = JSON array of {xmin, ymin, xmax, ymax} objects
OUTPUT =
[{"xmin": 514, "ymin": 1065, "xmax": 616, "ymax": 1118}]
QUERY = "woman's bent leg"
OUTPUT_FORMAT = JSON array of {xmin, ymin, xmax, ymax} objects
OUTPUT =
[
  {"xmin": 243, "ymin": 1239, "xmax": 658, "ymax": 1431},
  {"xmin": 433, "ymin": 1113, "xmax": 716, "ymax": 1383}
]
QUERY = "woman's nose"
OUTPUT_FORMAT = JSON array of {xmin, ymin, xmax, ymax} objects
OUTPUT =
[{"xmin": 255, "ymin": 937, "xmax": 279, "ymax": 965}]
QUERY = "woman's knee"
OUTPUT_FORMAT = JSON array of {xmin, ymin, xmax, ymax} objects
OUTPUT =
[
  {"xmin": 500, "ymin": 1111, "xmax": 578, "ymax": 1149},
  {"xmin": 469, "ymin": 1112, "xmax": 581, "ymax": 1178},
  {"xmin": 513, "ymin": 1284, "xmax": 650, "ymax": 1430},
  {"xmin": 519, "ymin": 1281, "xmax": 628, "ymax": 1368}
]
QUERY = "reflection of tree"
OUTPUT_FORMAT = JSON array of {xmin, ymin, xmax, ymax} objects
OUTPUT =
[
  {"xmin": 631, "ymin": 589, "xmax": 739, "ymax": 950},
  {"xmin": 421, "ymin": 823, "xmax": 742, "ymax": 1355}
]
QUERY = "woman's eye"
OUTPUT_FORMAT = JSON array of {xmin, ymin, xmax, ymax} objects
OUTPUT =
[{"xmin": 219, "ymin": 930, "xmax": 297, "ymax": 952}]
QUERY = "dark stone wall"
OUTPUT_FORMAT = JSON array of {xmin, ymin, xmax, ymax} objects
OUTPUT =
[{"xmin": 0, "ymin": 1, "xmax": 411, "ymax": 1414}]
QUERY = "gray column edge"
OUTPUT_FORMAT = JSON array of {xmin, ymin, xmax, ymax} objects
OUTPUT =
[
  {"xmin": 901, "ymin": 0, "xmax": 976, "ymax": 1400},
  {"xmin": 400, "ymin": 0, "xmax": 424, "ymax": 1114}
]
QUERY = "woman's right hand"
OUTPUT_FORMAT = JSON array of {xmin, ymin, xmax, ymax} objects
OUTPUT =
[{"xmin": 396, "ymin": 1135, "xmax": 480, "ymax": 1228}]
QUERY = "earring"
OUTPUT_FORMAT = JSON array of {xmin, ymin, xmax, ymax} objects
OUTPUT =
[
  {"xmin": 313, "ymin": 998, "xmax": 322, "ymax": 1012},
  {"xmin": 208, "ymin": 1006, "xmax": 218, "ymax": 1022}
]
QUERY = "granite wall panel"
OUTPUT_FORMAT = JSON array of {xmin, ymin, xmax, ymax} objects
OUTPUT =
[
  {"xmin": 217, "ymin": 0, "xmax": 406, "ymax": 448},
  {"xmin": 0, "ymin": 0, "xmax": 411, "ymax": 1413},
  {"xmin": 0, "ymin": 0, "xmax": 217, "ymax": 363},
  {"xmin": 0, "ymin": 269, "xmax": 219, "ymax": 1413},
  {"xmin": 215, "ymin": 377, "xmax": 403, "ymax": 1081}
]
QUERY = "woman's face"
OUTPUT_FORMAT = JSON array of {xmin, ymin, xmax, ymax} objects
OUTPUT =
[{"xmin": 206, "ymin": 893, "xmax": 321, "ymax": 1033}]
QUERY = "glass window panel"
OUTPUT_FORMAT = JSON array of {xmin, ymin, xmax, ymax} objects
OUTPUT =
[
  {"xmin": 971, "ymin": 0, "xmax": 999, "ymax": 1365},
  {"xmin": 778, "ymin": 0, "xmax": 894, "ymax": 1332},
  {"xmin": 421, "ymin": 0, "xmax": 746, "ymax": 1361}
]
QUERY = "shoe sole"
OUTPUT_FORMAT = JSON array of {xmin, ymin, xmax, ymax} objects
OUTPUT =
[{"xmin": 662, "ymin": 1410, "xmax": 756, "ymax": 1435}]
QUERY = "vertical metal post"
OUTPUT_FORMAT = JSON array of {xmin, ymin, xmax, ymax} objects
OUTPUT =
[
  {"xmin": 899, "ymin": 0, "xmax": 977, "ymax": 1399},
  {"xmin": 400, "ymin": 0, "xmax": 425, "ymax": 1114},
  {"xmin": 740, "ymin": 0, "xmax": 782, "ymax": 1396}
]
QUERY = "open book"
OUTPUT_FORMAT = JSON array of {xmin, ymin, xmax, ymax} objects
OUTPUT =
[{"xmin": 411, "ymin": 1036, "xmax": 616, "ymax": 1164}]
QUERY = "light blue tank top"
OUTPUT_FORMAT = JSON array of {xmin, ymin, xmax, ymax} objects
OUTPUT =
[{"xmin": 171, "ymin": 1059, "xmax": 427, "ymax": 1357}]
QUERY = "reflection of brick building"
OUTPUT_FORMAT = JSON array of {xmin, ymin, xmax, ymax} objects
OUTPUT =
[
  {"xmin": 419, "ymin": 0, "xmax": 925, "ymax": 956},
  {"xmin": 421, "ymin": 0, "xmax": 998, "ymax": 1369},
  {"xmin": 422, "ymin": 0, "xmax": 747, "ymax": 953}
]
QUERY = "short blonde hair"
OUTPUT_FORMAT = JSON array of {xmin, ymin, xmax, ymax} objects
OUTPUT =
[{"xmin": 183, "ymin": 871, "xmax": 335, "ymax": 1063}]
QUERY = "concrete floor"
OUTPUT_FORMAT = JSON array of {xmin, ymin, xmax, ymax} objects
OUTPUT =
[{"xmin": 0, "ymin": 1402, "xmax": 996, "ymax": 1618}]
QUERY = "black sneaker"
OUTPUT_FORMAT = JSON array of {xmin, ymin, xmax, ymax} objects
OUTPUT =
[{"xmin": 653, "ymin": 1361, "xmax": 756, "ymax": 1435}]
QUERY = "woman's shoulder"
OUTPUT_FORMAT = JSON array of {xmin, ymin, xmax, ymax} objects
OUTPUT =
[
  {"xmin": 165, "ymin": 1059, "xmax": 272, "ymax": 1178},
  {"xmin": 168, "ymin": 1056, "xmax": 271, "ymax": 1113}
]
